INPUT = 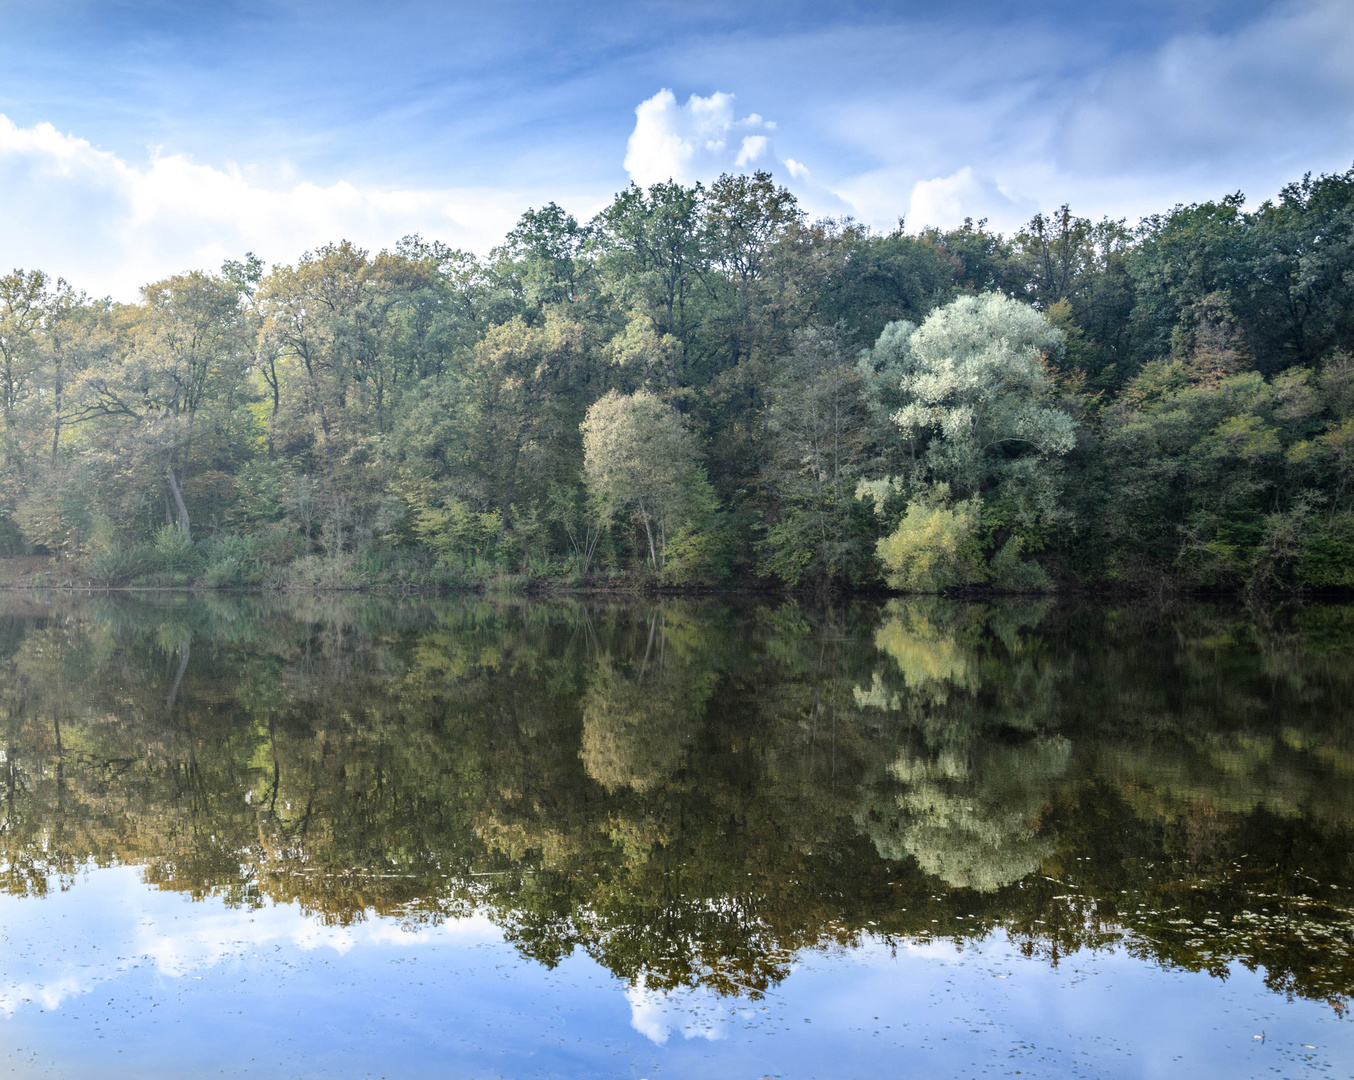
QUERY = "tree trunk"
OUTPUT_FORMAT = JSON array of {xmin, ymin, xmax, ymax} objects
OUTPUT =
[
  {"xmin": 166, "ymin": 469, "xmax": 191, "ymax": 541},
  {"xmin": 639, "ymin": 502, "xmax": 658, "ymax": 572}
]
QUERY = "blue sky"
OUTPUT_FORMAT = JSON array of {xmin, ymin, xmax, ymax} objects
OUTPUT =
[{"xmin": 1, "ymin": 0, "xmax": 1351, "ymax": 297}]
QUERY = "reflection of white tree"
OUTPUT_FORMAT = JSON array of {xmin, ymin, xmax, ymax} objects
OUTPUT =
[{"xmin": 858, "ymin": 736, "xmax": 1070, "ymax": 893}]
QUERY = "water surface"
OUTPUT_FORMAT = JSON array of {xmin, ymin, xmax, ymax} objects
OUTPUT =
[{"xmin": 0, "ymin": 594, "xmax": 1351, "ymax": 1077}]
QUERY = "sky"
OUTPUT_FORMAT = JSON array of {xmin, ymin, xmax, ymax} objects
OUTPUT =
[{"xmin": 0, "ymin": 0, "xmax": 1351, "ymax": 298}]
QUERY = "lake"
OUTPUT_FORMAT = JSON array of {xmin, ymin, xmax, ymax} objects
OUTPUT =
[{"xmin": 0, "ymin": 593, "xmax": 1351, "ymax": 1078}]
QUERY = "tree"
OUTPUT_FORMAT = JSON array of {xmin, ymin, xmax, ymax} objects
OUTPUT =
[
  {"xmin": 0, "ymin": 269, "xmax": 49, "ymax": 489},
  {"xmin": 817, "ymin": 225, "xmax": 958, "ymax": 348},
  {"xmin": 70, "ymin": 271, "xmax": 251, "ymax": 540},
  {"xmin": 0, "ymin": 269, "xmax": 47, "ymax": 432},
  {"xmin": 860, "ymin": 294, "xmax": 1077, "ymax": 589},
  {"xmin": 582, "ymin": 389, "xmax": 711, "ymax": 572},
  {"xmin": 759, "ymin": 324, "xmax": 876, "ymax": 585},
  {"xmin": 593, "ymin": 181, "xmax": 707, "ymax": 344},
  {"xmin": 497, "ymin": 203, "xmax": 593, "ymax": 308}
]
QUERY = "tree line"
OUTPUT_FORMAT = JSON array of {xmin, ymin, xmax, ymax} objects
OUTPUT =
[{"xmin": 2, "ymin": 165, "xmax": 1353, "ymax": 591}]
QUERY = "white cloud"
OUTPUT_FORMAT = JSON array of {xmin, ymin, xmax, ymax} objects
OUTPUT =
[
  {"xmin": 735, "ymin": 134, "xmax": 770, "ymax": 167},
  {"xmin": 0, "ymin": 865, "xmax": 502, "ymax": 1016},
  {"xmin": 623, "ymin": 89, "xmax": 777, "ymax": 186},
  {"xmin": 0, "ymin": 115, "xmax": 587, "ymax": 301},
  {"xmin": 903, "ymin": 167, "xmax": 1036, "ymax": 231}
]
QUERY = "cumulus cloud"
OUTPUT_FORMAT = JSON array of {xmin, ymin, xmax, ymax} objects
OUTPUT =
[
  {"xmin": 904, "ymin": 167, "xmax": 1036, "ymax": 231},
  {"xmin": 0, "ymin": 115, "xmax": 576, "ymax": 300},
  {"xmin": 623, "ymin": 89, "xmax": 777, "ymax": 186}
]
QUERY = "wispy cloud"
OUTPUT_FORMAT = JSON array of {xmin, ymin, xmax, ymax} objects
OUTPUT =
[
  {"xmin": 0, "ymin": 115, "xmax": 590, "ymax": 299},
  {"xmin": 1055, "ymin": 0, "xmax": 1354, "ymax": 176}
]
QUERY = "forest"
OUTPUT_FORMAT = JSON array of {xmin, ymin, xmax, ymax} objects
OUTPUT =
[{"xmin": 2, "ymin": 165, "xmax": 1354, "ymax": 592}]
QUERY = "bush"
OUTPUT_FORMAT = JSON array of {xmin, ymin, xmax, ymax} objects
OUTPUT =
[
  {"xmin": 877, "ymin": 496, "xmax": 985, "ymax": 591},
  {"xmin": 988, "ymin": 536, "xmax": 1054, "ymax": 592},
  {"xmin": 153, "ymin": 525, "xmax": 199, "ymax": 574},
  {"xmin": 90, "ymin": 545, "xmax": 151, "ymax": 586},
  {"xmin": 199, "ymin": 533, "xmax": 263, "ymax": 587},
  {"xmin": 285, "ymin": 553, "xmax": 360, "ymax": 590}
]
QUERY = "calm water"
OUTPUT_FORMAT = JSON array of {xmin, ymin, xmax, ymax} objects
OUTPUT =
[{"xmin": 0, "ymin": 594, "xmax": 1351, "ymax": 1079}]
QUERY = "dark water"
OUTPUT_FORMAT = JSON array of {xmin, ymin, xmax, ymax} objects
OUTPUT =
[{"xmin": 0, "ymin": 594, "xmax": 1352, "ymax": 1078}]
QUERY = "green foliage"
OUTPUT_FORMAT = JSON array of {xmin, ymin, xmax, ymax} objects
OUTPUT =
[
  {"xmin": 412, "ymin": 498, "xmax": 502, "ymax": 569},
  {"xmin": 862, "ymin": 294, "xmax": 1076, "ymax": 590},
  {"xmin": 200, "ymin": 533, "xmax": 264, "ymax": 587},
  {"xmin": 153, "ymin": 524, "xmax": 198, "ymax": 574},
  {"xmin": 0, "ymin": 163, "xmax": 1351, "ymax": 593},
  {"xmin": 757, "ymin": 324, "xmax": 879, "ymax": 586},
  {"xmin": 1295, "ymin": 514, "xmax": 1354, "ymax": 587},
  {"xmin": 877, "ymin": 495, "xmax": 985, "ymax": 591},
  {"xmin": 89, "ymin": 544, "xmax": 151, "ymax": 585},
  {"xmin": 582, "ymin": 389, "xmax": 714, "ymax": 575}
]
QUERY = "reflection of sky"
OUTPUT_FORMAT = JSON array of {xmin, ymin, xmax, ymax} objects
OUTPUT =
[{"xmin": 1, "ymin": 866, "xmax": 1349, "ymax": 1078}]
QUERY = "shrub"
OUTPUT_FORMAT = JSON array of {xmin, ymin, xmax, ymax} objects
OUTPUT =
[
  {"xmin": 153, "ymin": 525, "xmax": 199, "ymax": 574},
  {"xmin": 988, "ymin": 536, "xmax": 1054, "ymax": 592},
  {"xmin": 90, "ymin": 545, "xmax": 151, "ymax": 586},
  {"xmin": 877, "ymin": 496, "xmax": 985, "ymax": 591},
  {"xmin": 199, "ymin": 533, "xmax": 263, "ymax": 587}
]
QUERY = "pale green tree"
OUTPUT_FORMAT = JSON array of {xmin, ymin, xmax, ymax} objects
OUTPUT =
[
  {"xmin": 582, "ymin": 389, "xmax": 712, "ymax": 571},
  {"xmin": 860, "ymin": 293, "xmax": 1077, "ymax": 589}
]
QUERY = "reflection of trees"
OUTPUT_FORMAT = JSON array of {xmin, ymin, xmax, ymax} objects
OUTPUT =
[
  {"xmin": 854, "ymin": 597, "xmax": 1069, "ymax": 891},
  {"xmin": 860, "ymin": 737, "xmax": 1069, "ymax": 892},
  {"xmin": 580, "ymin": 611, "xmax": 717, "ymax": 794},
  {"xmin": 868, "ymin": 606, "xmax": 977, "ymax": 703},
  {"xmin": 0, "ymin": 595, "xmax": 1352, "ymax": 1010}
]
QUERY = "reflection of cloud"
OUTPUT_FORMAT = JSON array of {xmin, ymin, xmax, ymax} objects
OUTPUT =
[
  {"xmin": 624, "ymin": 978, "xmax": 729, "ymax": 1045},
  {"xmin": 0, "ymin": 973, "xmax": 97, "ymax": 1015},
  {"xmin": 624, "ymin": 89, "xmax": 776, "ymax": 186},
  {"xmin": 0, "ymin": 114, "xmax": 574, "ymax": 301},
  {"xmin": 0, "ymin": 867, "xmax": 499, "ymax": 1015}
]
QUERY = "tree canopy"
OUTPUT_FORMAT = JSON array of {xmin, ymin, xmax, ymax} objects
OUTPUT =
[{"xmin": 2, "ymin": 164, "xmax": 1354, "ymax": 593}]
